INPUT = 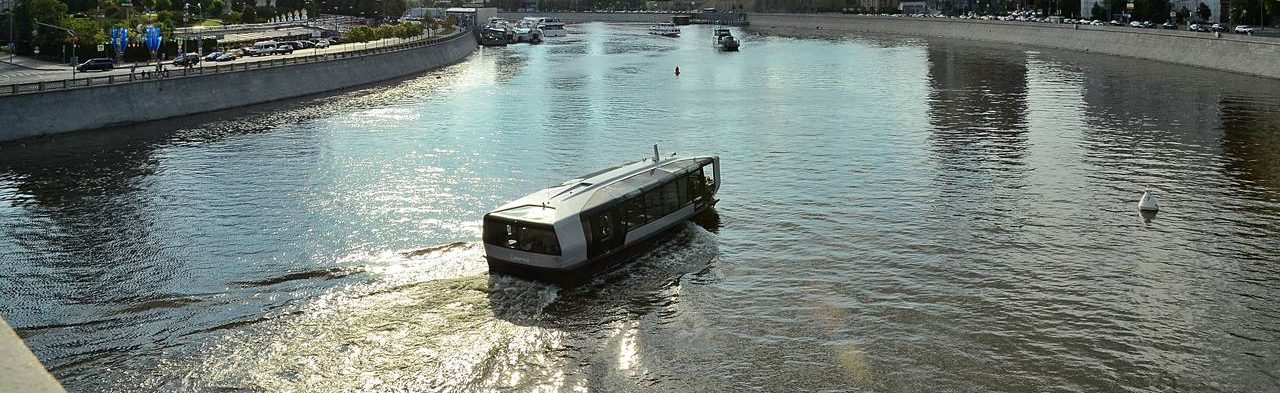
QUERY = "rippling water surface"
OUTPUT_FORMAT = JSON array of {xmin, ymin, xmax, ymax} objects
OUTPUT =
[{"xmin": 1, "ymin": 23, "xmax": 1279, "ymax": 392}]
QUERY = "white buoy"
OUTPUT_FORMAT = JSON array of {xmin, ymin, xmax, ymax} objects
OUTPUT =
[{"xmin": 1138, "ymin": 187, "xmax": 1159, "ymax": 211}]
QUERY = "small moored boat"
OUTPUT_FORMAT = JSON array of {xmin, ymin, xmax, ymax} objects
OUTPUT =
[{"xmin": 484, "ymin": 147, "xmax": 720, "ymax": 285}]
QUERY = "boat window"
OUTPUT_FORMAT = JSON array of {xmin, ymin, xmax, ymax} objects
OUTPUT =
[
  {"xmin": 660, "ymin": 181, "xmax": 680, "ymax": 214},
  {"xmin": 645, "ymin": 188, "xmax": 665, "ymax": 218},
  {"xmin": 589, "ymin": 212, "xmax": 614, "ymax": 242},
  {"xmin": 701, "ymin": 163, "xmax": 716, "ymax": 190},
  {"xmin": 688, "ymin": 169, "xmax": 705, "ymax": 202},
  {"xmin": 483, "ymin": 218, "xmax": 561, "ymax": 255},
  {"xmin": 676, "ymin": 175, "xmax": 689, "ymax": 206},
  {"xmin": 622, "ymin": 196, "xmax": 648, "ymax": 230}
]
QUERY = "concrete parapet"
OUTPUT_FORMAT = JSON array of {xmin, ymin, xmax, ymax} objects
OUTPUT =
[
  {"xmin": 0, "ymin": 32, "xmax": 478, "ymax": 142},
  {"xmin": 748, "ymin": 13, "xmax": 1280, "ymax": 80},
  {"xmin": 1, "ymin": 317, "xmax": 65, "ymax": 393}
]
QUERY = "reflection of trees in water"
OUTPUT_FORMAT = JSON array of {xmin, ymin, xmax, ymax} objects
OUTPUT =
[
  {"xmin": 924, "ymin": 44, "xmax": 1030, "ymax": 224},
  {"xmin": 1220, "ymin": 96, "xmax": 1280, "ymax": 199},
  {"xmin": 1076, "ymin": 59, "xmax": 1225, "ymax": 155},
  {"xmin": 925, "ymin": 44, "xmax": 1030, "ymax": 171},
  {"xmin": 0, "ymin": 131, "xmax": 170, "ymax": 289}
]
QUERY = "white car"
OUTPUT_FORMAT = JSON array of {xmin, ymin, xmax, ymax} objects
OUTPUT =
[
  {"xmin": 1091, "ymin": 20, "xmax": 1105, "ymax": 26},
  {"xmin": 1234, "ymin": 25, "xmax": 1256, "ymax": 34},
  {"xmin": 1130, "ymin": 21, "xmax": 1143, "ymax": 27}
]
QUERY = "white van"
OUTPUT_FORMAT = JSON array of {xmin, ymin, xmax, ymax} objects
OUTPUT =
[{"xmin": 248, "ymin": 41, "xmax": 278, "ymax": 56}]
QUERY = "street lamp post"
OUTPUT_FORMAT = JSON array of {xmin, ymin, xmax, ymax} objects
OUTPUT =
[{"xmin": 7, "ymin": 5, "xmax": 14, "ymax": 64}]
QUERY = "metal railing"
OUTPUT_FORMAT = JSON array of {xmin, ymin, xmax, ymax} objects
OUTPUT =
[{"xmin": 0, "ymin": 28, "xmax": 470, "ymax": 97}]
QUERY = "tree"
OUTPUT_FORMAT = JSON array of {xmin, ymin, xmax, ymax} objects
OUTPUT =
[
  {"xmin": 211, "ymin": 0, "xmax": 226, "ymax": 15},
  {"xmin": 28, "ymin": 0, "xmax": 69, "ymax": 24},
  {"xmin": 1197, "ymin": 2, "xmax": 1211, "ymax": 20},
  {"xmin": 1092, "ymin": 2, "xmax": 1107, "ymax": 19},
  {"xmin": 64, "ymin": 17, "xmax": 106, "ymax": 44},
  {"xmin": 241, "ymin": 3, "xmax": 256, "ymax": 22}
]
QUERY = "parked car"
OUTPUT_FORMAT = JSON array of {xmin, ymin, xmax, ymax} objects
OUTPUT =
[
  {"xmin": 1091, "ymin": 20, "xmax": 1105, "ymax": 26},
  {"xmin": 274, "ymin": 45, "xmax": 294, "ymax": 54},
  {"xmin": 1161, "ymin": 21, "xmax": 1176, "ymax": 29},
  {"xmin": 1110, "ymin": 20, "xmax": 1124, "ymax": 26},
  {"xmin": 1130, "ymin": 20, "xmax": 1143, "ymax": 27},
  {"xmin": 1188, "ymin": 23, "xmax": 1207, "ymax": 32},
  {"xmin": 215, "ymin": 52, "xmax": 237, "ymax": 62},
  {"xmin": 1234, "ymin": 25, "xmax": 1256, "ymax": 34},
  {"xmin": 1211, "ymin": 23, "xmax": 1228, "ymax": 31},
  {"xmin": 248, "ymin": 40, "xmax": 279, "ymax": 56},
  {"xmin": 75, "ymin": 58, "xmax": 114, "ymax": 72},
  {"xmin": 314, "ymin": 40, "xmax": 329, "ymax": 48},
  {"xmin": 203, "ymin": 51, "xmax": 223, "ymax": 61},
  {"xmin": 172, "ymin": 52, "xmax": 201, "ymax": 67}
]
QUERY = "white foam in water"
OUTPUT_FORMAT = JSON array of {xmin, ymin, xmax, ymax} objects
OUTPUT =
[{"xmin": 583, "ymin": 222, "xmax": 722, "ymax": 289}]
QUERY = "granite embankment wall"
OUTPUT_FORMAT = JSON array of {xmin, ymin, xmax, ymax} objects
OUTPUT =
[
  {"xmin": 749, "ymin": 13, "xmax": 1280, "ymax": 79},
  {"xmin": 0, "ymin": 32, "xmax": 478, "ymax": 142}
]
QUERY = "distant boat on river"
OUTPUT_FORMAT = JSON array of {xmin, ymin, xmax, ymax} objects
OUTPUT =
[
  {"xmin": 649, "ymin": 23, "xmax": 681, "ymax": 37},
  {"xmin": 713, "ymin": 25, "xmax": 740, "ymax": 51}
]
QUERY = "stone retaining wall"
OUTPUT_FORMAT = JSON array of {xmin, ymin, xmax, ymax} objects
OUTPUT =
[
  {"xmin": 748, "ymin": 13, "xmax": 1280, "ymax": 79},
  {"xmin": 0, "ymin": 32, "xmax": 478, "ymax": 142}
]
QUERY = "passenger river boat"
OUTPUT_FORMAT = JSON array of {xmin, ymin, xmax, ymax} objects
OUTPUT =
[
  {"xmin": 484, "ymin": 148, "xmax": 721, "ymax": 285},
  {"xmin": 648, "ymin": 23, "xmax": 681, "ymax": 37}
]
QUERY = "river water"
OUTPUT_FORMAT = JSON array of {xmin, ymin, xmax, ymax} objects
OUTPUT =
[{"xmin": 1, "ymin": 22, "xmax": 1278, "ymax": 392}]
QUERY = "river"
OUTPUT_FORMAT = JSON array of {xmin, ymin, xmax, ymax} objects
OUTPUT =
[{"xmin": 1, "ymin": 22, "xmax": 1278, "ymax": 392}]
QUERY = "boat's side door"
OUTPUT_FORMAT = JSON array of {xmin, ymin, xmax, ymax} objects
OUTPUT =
[
  {"xmin": 584, "ymin": 208, "xmax": 626, "ymax": 259},
  {"xmin": 688, "ymin": 168, "xmax": 710, "ymax": 210}
]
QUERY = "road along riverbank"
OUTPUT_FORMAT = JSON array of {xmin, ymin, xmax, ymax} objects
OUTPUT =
[
  {"xmin": 747, "ymin": 13, "xmax": 1280, "ymax": 79},
  {"xmin": 497, "ymin": 11, "xmax": 675, "ymax": 23},
  {"xmin": 0, "ymin": 31, "xmax": 478, "ymax": 143}
]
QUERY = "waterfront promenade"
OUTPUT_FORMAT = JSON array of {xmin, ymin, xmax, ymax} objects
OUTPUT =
[
  {"xmin": 0, "ymin": 29, "xmax": 477, "ymax": 142},
  {"xmin": 0, "ymin": 32, "xmax": 459, "ymax": 88}
]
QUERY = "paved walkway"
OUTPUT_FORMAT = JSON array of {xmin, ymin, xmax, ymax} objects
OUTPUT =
[
  {"xmin": 0, "ymin": 30, "xmax": 457, "ymax": 85},
  {"xmin": 0, "ymin": 54, "xmax": 67, "ymax": 71}
]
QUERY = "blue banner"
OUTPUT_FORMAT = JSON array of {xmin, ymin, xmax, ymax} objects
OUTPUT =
[
  {"xmin": 111, "ymin": 28, "xmax": 130, "ymax": 53},
  {"xmin": 145, "ymin": 26, "xmax": 162, "ymax": 52}
]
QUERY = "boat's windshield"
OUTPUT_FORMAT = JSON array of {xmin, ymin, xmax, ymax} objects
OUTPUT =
[{"xmin": 483, "ymin": 218, "xmax": 561, "ymax": 255}]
